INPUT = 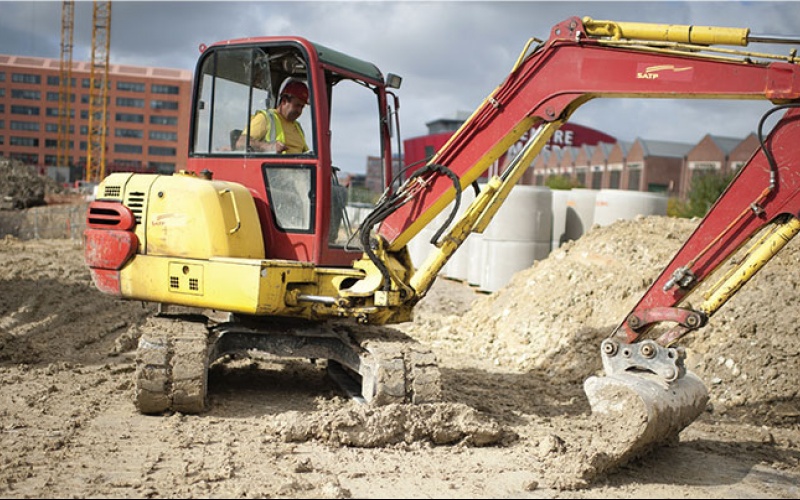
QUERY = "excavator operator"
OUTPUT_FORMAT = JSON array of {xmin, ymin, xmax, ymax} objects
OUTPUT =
[{"xmin": 237, "ymin": 79, "xmax": 310, "ymax": 154}]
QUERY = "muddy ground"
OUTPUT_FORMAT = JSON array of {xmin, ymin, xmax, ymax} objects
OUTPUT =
[{"xmin": 0, "ymin": 211, "xmax": 798, "ymax": 498}]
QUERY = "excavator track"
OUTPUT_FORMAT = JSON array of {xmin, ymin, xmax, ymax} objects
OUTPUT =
[
  {"xmin": 343, "ymin": 329, "xmax": 442, "ymax": 405},
  {"xmin": 134, "ymin": 315, "xmax": 211, "ymax": 415},
  {"xmin": 133, "ymin": 314, "xmax": 441, "ymax": 414}
]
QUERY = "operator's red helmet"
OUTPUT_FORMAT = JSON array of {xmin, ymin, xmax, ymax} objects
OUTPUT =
[{"xmin": 282, "ymin": 80, "xmax": 309, "ymax": 105}]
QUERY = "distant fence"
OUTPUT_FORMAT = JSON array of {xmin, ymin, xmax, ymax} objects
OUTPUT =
[{"xmin": 0, "ymin": 203, "xmax": 88, "ymax": 240}]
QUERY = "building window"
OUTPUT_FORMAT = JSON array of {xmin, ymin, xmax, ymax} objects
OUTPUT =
[
  {"xmin": 47, "ymin": 76, "xmax": 76, "ymax": 86},
  {"xmin": 152, "ymin": 84, "xmax": 180, "ymax": 95},
  {"xmin": 10, "ymin": 136, "xmax": 39, "ymax": 147},
  {"xmin": 148, "ymin": 146, "xmax": 176, "ymax": 156},
  {"xmin": 10, "ymin": 121, "xmax": 40, "ymax": 131},
  {"xmin": 10, "ymin": 105, "xmax": 40, "ymax": 116},
  {"xmin": 11, "ymin": 89, "xmax": 41, "ymax": 100},
  {"xmin": 150, "ymin": 115, "xmax": 177, "ymax": 126},
  {"xmin": 116, "ymin": 97, "xmax": 145, "ymax": 108},
  {"xmin": 116, "ymin": 113, "xmax": 145, "ymax": 123},
  {"xmin": 115, "ymin": 159, "xmax": 143, "ymax": 169},
  {"xmin": 609, "ymin": 170, "xmax": 621, "ymax": 189},
  {"xmin": 46, "ymin": 107, "xmax": 75, "ymax": 118},
  {"xmin": 115, "ymin": 128, "xmax": 144, "ymax": 139},
  {"xmin": 576, "ymin": 168, "xmax": 587, "ymax": 187},
  {"xmin": 627, "ymin": 169, "xmax": 641, "ymax": 190},
  {"xmin": 0, "ymin": 89, "xmax": 4, "ymax": 98},
  {"xmin": 10, "ymin": 153, "xmax": 38, "ymax": 164},
  {"xmin": 627, "ymin": 163, "xmax": 642, "ymax": 191},
  {"xmin": 647, "ymin": 183, "xmax": 669, "ymax": 193},
  {"xmin": 48, "ymin": 140, "xmax": 75, "ymax": 151},
  {"xmin": 149, "ymin": 130, "xmax": 177, "ymax": 141},
  {"xmin": 11, "ymin": 73, "xmax": 41, "ymax": 84},
  {"xmin": 591, "ymin": 171, "xmax": 602, "ymax": 189},
  {"xmin": 117, "ymin": 81, "xmax": 145, "ymax": 92},
  {"xmin": 151, "ymin": 100, "xmax": 179, "ymax": 111},
  {"xmin": 0, "ymin": 72, "xmax": 5, "ymax": 82},
  {"xmin": 114, "ymin": 144, "xmax": 143, "ymax": 154}
]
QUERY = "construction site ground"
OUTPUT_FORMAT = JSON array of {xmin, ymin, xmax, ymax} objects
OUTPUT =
[{"xmin": 1, "ymin": 204, "xmax": 799, "ymax": 498}]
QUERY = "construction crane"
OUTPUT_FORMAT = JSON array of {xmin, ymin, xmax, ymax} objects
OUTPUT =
[
  {"xmin": 57, "ymin": 0, "xmax": 74, "ymax": 170},
  {"xmin": 85, "ymin": 0, "xmax": 111, "ymax": 183}
]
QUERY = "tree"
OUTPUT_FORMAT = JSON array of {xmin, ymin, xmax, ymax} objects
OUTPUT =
[
  {"xmin": 545, "ymin": 174, "xmax": 583, "ymax": 190},
  {"xmin": 676, "ymin": 170, "xmax": 736, "ymax": 218}
]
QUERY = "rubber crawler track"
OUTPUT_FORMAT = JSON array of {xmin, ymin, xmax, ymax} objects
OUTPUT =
[{"xmin": 134, "ymin": 316, "xmax": 210, "ymax": 415}]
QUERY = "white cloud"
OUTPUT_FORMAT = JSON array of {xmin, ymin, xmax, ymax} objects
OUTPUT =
[{"xmin": 1, "ymin": 1, "xmax": 799, "ymax": 173}]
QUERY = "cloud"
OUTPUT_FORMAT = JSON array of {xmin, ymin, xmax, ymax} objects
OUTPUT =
[{"xmin": 1, "ymin": 1, "xmax": 798, "ymax": 174}]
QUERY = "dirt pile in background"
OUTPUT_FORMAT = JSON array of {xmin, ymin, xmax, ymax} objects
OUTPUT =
[{"xmin": 0, "ymin": 157, "xmax": 66, "ymax": 210}]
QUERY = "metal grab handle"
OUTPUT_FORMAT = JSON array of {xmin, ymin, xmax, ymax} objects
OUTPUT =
[{"xmin": 219, "ymin": 188, "xmax": 241, "ymax": 234}]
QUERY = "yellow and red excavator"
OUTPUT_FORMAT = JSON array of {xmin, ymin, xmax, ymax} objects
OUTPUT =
[{"xmin": 84, "ymin": 16, "xmax": 800, "ymax": 463}]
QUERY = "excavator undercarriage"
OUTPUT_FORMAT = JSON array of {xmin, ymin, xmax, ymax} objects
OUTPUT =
[{"xmin": 133, "ymin": 311, "xmax": 442, "ymax": 414}]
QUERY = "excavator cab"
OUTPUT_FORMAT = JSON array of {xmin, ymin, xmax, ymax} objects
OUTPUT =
[{"xmin": 188, "ymin": 39, "xmax": 401, "ymax": 266}]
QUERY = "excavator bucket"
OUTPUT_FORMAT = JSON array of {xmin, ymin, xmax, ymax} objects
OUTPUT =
[{"xmin": 582, "ymin": 338, "xmax": 709, "ymax": 467}]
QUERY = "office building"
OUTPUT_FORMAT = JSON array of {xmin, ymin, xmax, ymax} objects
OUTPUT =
[{"xmin": 0, "ymin": 54, "xmax": 191, "ymax": 183}]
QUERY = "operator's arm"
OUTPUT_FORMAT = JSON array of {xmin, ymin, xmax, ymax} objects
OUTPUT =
[{"xmin": 236, "ymin": 112, "xmax": 287, "ymax": 153}]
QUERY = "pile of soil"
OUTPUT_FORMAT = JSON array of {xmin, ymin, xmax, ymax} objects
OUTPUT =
[
  {"xmin": 0, "ymin": 157, "xmax": 65, "ymax": 210},
  {"xmin": 0, "ymin": 214, "xmax": 798, "ymax": 498}
]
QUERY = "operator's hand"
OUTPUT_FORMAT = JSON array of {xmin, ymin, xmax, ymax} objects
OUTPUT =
[
  {"xmin": 253, "ymin": 140, "xmax": 286, "ymax": 153},
  {"xmin": 243, "ymin": 138, "xmax": 287, "ymax": 153}
]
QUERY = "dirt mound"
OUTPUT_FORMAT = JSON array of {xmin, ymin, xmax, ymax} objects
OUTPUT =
[
  {"xmin": 447, "ymin": 215, "xmax": 800, "ymax": 426},
  {"xmin": 0, "ymin": 157, "xmax": 66, "ymax": 210},
  {"xmin": 0, "ymin": 215, "xmax": 798, "ymax": 497}
]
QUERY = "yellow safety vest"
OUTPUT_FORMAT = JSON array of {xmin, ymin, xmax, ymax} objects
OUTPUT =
[{"xmin": 256, "ymin": 109, "xmax": 307, "ymax": 153}]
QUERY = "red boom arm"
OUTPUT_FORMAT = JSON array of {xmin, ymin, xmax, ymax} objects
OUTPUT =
[{"xmin": 377, "ymin": 16, "xmax": 800, "ymax": 251}]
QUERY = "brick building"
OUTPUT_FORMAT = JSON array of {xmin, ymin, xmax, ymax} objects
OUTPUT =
[
  {"xmin": 0, "ymin": 54, "xmax": 192, "ymax": 183},
  {"xmin": 683, "ymin": 133, "xmax": 760, "ymax": 196},
  {"xmin": 625, "ymin": 139, "xmax": 694, "ymax": 195},
  {"xmin": 402, "ymin": 110, "xmax": 761, "ymax": 201}
]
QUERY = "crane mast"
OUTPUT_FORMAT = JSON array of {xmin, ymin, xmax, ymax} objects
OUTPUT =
[
  {"xmin": 57, "ymin": 0, "xmax": 75, "ymax": 170},
  {"xmin": 86, "ymin": 0, "xmax": 112, "ymax": 183}
]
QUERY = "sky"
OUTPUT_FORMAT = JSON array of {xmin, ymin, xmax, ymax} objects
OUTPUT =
[{"xmin": 1, "ymin": 0, "xmax": 799, "ymax": 174}]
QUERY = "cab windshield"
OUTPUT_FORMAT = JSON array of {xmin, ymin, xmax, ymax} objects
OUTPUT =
[{"xmin": 192, "ymin": 45, "xmax": 315, "ymax": 156}]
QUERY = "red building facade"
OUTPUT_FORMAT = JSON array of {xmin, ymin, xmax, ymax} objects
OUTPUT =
[{"xmin": 0, "ymin": 54, "xmax": 192, "ymax": 182}]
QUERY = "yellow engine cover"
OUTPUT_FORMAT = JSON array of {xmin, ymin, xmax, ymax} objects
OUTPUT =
[{"xmin": 98, "ymin": 172, "xmax": 265, "ymax": 260}]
